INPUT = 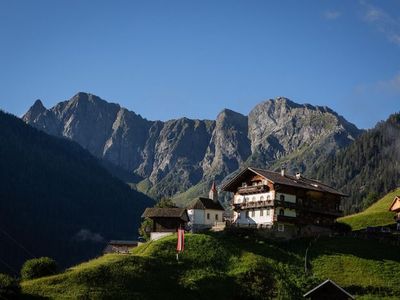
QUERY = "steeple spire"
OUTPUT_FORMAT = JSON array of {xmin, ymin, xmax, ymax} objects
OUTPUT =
[{"xmin": 209, "ymin": 181, "xmax": 218, "ymax": 203}]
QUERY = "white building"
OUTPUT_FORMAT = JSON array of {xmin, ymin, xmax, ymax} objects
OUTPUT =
[{"xmin": 186, "ymin": 182, "xmax": 225, "ymax": 232}]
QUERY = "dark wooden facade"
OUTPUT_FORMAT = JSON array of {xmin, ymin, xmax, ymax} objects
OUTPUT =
[
  {"xmin": 151, "ymin": 217, "xmax": 187, "ymax": 232},
  {"xmin": 142, "ymin": 207, "xmax": 189, "ymax": 233}
]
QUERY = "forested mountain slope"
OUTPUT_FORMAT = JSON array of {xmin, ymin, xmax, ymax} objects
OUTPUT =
[
  {"xmin": 308, "ymin": 113, "xmax": 400, "ymax": 212},
  {"xmin": 0, "ymin": 110, "xmax": 153, "ymax": 275}
]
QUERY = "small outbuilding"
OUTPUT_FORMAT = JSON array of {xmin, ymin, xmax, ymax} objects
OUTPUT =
[
  {"xmin": 303, "ymin": 279, "xmax": 354, "ymax": 300},
  {"xmin": 142, "ymin": 207, "xmax": 189, "ymax": 240}
]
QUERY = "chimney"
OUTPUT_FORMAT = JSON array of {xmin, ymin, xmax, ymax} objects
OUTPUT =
[
  {"xmin": 296, "ymin": 172, "xmax": 301, "ymax": 180},
  {"xmin": 280, "ymin": 168, "xmax": 285, "ymax": 177}
]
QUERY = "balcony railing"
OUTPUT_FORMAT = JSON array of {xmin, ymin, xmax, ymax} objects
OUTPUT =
[
  {"xmin": 274, "ymin": 200, "xmax": 298, "ymax": 210},
  {"xmin": 273, "ymin": 215, "xmax": 298, "ymax": 223},
  {"xmin": 302, "ymin": 206, "xmax": 343, "ymax": 217},
  {"xmin": 233, "ymin": 200, "xmax": 274, "ymax": 210},
  {"xmin": 237, "ymin": 184, "xmax": 269, "ymax": 195},
  {"xmin": 233, "ymin": 199, "xmax": 298, "ymax": 210}
]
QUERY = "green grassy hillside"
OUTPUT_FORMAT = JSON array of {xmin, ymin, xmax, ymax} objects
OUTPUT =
[
  {"xmin": 21, "ymin": 233, "xmax": 400, "ymax": 299},
  {"xmin": 338, "ymin": 188, "xmax": 400, "ymax": 230}
]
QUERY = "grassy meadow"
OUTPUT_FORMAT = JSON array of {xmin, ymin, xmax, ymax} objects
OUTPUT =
[{"xmin": 21, "ymin": 232, "xmax": 400, "ymax": 299}]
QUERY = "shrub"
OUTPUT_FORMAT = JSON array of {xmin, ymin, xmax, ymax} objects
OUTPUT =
[
  {"xmin": 21, "ymin": 257, "xmax": 58, "ymax": 280},
  {"xmin": 0, "ymin": 273, "xmax": 20, "ymax": 299}
]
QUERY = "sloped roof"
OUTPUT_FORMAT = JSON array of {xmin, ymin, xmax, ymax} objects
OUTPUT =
[
  {"xmin": 222, "ymin": 167, "xmax": 347, "ymax": 197},
  {"xmin": 142, "ymin": 207, "xmax": 189, "ymax": 221},
  {"xmin": 187, "ymin": 197, "xmax": 225, "ymax": 211},
  {"xmin": 303, "ymin": 279, "xmax": 354, "ymax": 299},
  {"xmin": 389, "ymin": 196, "xmax": 400, "ymax": 212}
]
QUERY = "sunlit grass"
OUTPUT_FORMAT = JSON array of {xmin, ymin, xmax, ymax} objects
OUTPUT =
[{"xmin": 339, "ymin": 188, "xmax": 400, "ymax": 230}]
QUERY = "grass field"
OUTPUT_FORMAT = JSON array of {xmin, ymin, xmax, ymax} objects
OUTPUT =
[
  {"xmin": 21, "ymin": 232, "xmax": 400, "ymax": 299},
  {"xmin": 338, "ymin": 188, "xmax": 400, "ymax": 230}
]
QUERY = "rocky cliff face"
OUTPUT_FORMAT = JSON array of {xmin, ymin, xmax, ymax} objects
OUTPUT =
[{"xmin": 23, "ymin": 93, "xmax": 362, "ymax": 201}]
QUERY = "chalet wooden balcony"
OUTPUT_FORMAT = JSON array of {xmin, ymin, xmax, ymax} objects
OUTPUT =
[
  {"xmin": 233, "ymin": 199, "xmax": 299, "ymax": 211},
  {"xmin": 273, "ymin": 215, "xmax": 298, "ymax": 223},
  {"xmin": 273, "ymin": 200, "xmax": 298, "ymax": 210},
  {"xmin": 237, "ymin": 184, "xmax": 269, "ymax": 195},
  {"xmin": 301, "ymin": 206, "xmax": 343, "ymax": 217},
  {"xmin": 233, "ymin": 200, "xmax": 274, "ymax": 210}
]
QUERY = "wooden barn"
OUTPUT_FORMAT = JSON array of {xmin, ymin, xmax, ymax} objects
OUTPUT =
[{"xmin": 142, "ymin": 207, "xmax": 189, "ymax": 240}]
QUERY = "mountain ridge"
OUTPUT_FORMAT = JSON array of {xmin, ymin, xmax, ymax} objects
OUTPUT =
[{"xmin": 23, "ymin": 92, "xmax": 362, "ymax": 203}]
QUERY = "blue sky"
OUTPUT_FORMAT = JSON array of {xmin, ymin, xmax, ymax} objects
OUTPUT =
[{"xmin": 0, "ymin": 0, "xmax": 399, "ymax": 128}]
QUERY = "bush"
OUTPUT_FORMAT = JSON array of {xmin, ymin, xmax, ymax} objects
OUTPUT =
[
  {"xmin": 0, "ymin": 273, "xmax": 20, "ymax": 299},
  {"xmin": 21, "ymin": 257, "xmax": 58, "ymax": 280}
]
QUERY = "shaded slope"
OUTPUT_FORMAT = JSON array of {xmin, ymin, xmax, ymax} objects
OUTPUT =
[{"xmin": 0, "ymin": 111, "xmax": 153, "ymax": 275}]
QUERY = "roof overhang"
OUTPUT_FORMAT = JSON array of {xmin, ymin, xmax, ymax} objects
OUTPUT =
[
  {"xmin": 221, "ymin": 167, "xmax": 269, "ymax": 192},
  {"xmin": 389, "ymin": 196, "xmax": 400, "ymax": 212},
  {"xmin": 303, "ymin": 279, "xmax": 354, "ymax": 299}
]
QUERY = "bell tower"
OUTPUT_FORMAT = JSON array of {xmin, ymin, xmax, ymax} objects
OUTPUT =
[{"xmin": 209, "ymin": 181, "xmax": 218, "ymax": 203}]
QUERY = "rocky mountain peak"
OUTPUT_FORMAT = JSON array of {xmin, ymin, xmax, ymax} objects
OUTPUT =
[{"xmin": 22, "ymin": 99, "xmax": 46, "ymax": 123}]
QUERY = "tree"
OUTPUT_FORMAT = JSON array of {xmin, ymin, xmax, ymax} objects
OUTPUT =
[
  {"xmin": 362, "ymin": 192, "xmax": 378, "ymax": 210},
  {"xmin": 155, "ymin": 197, "xmax": 176, "ymax": 208},
  {"xmin": 21, "ymin": 257, "xmax": 58, "ymax": 280},
  {"xmin": 0, "ymin": 273, "xmax": 20, "ymax": 299}
]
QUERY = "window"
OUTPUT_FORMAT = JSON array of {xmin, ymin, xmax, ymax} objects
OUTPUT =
[
  {"xmin": 260, "ymin": 196, "xmax": 265, "ymax": 201},
  {"xmin": 215, "ymin": 214, "xmax": 219, "ymax": 221},
  {"xmin": 260, "ymin": 209, "xmax": 263, "ymax": 217},
  {"xmin": 252, "ymin": 196, "xmax": 256, "ymax": 202},
  {"xmin": 279, "ymin": 209, "xmax": 284, "ymax": 216},
  {"xmin": 266, "ymin": 208, "xmax": 270, "ymax": 216},
  {"xmin": 278, "ymin": 224, "xmax": 285, "ymax": 232},
  {"xmin": 246, "ymin": 211, "xmax": 249, "ymax": 218},
  {"xmin": 280, "ymin": 195, "xmax": 285, "ymax": 201},
  {"xmin": 207, "ymin": 213, "xmax": 210, "ymax": 220},
  {"xmin": 242, "ymin": 182, "xmax": 247, "ymax": 187},
  {"xmin": 251, "ymin": 210, "xmax": 255, "ymax": 217},
  {"xmin": 267, "ymin": 195, "xmax": 271, "ymax": 200}
]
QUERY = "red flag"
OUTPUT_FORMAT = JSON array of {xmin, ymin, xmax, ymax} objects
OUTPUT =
[{"xmin": 176, "ymin": 228, "xmax": 185, "ymax": 252}]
